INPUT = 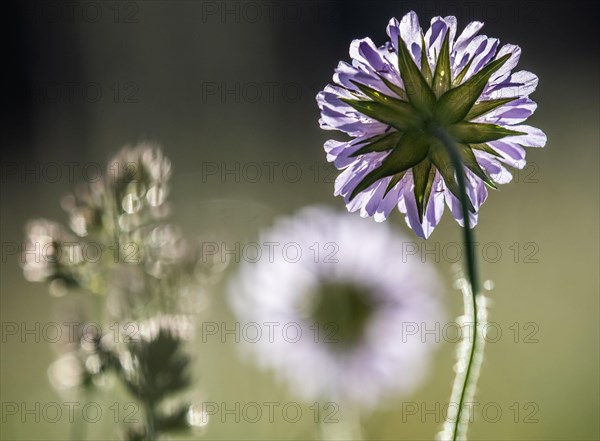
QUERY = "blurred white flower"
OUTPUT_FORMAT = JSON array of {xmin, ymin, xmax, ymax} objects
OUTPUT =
[{"xmin": 228, "ymin": 206, "xmax": 445, "ymax": 410}]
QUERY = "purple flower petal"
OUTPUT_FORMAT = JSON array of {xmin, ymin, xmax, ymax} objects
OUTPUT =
[
  {"xmin": 489, "ymin": 44, "xmax": 521, "ymax": 84},
  {"xmin": 487, "ymin": 140, "xmax": 527, "ymax": 169},
  {"xmin": 388, "ymin": 11, "xmax": 423, "ymax": 64},
  {"xmin": 452, "ymin": 35, "xmax": 488, "ymax": 80},
  {"xmin": 486, "ymin": 70, "xmax": 539, "ymax": 99},
  {"xmin": 473, "ymin": 97, "xmax": 537, "ymax": 125},
  {"xmin": 465, "ymin": 38, "xmax": 499, "ymax": 79},
  {"xmin": 503, "ymin": 124, "xmax": 547, "ymax": 147},
  {"xmin": 374, "ymin": 178, "xmax": 407, "ymax": 222},
  {"xmin": 475, "ymin": 154, "xmax": 513, "ymax": 184},
  {"xmin": 424, "ymin": 17, "xmax": 457, "ymax": 70},
  {"xmin": 324, "ymin": 135, "xmax": 377, "ymax": 168},
  {"xmin": 452, "ymin": 21, "xmax": 484, "ymax": 62}
]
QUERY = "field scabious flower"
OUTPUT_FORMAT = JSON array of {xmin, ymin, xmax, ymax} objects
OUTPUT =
[
  {"xmin": 317, "ymin": 11, "xmax": 546, "ymax": 237},
  {"xmin": 228, "ymin": 206, "xmax": 445, "ymax": 411}
]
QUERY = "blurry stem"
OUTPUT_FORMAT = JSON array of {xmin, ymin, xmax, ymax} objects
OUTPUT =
[
  {"xmin": 318, "ymin": 402, "xmax": 362, "ymax": 440},
  {"xmin": 144, "ymin": 402, "xmax": 157, "ymax": 441},
  {"xmin": 432, "ymin": 125, "xmax": 482, "ymax": 441}
]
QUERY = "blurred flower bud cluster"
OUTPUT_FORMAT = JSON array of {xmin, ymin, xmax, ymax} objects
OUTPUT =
[{"xmin": 21, "ymin": 144, "xmax": 224, "ymax": 440}]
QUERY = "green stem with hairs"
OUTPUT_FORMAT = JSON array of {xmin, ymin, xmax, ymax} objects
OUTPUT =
[{"xmin": 432, "ymin": 125, "xmax": 482, "ymax": 441}]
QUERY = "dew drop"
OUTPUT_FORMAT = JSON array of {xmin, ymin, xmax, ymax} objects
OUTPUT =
[
  {"xmin": 85, "ymin": 354, "xmax": 102, "ymax": 375},
  {"xmin": 122, "ymin": 194, "xmax": 141, "ymax": 214},
  {"xmin": 453, "ymin": 278, "xmax": 467, "ymax": 290},
  {"xmin": 187, "ymin": 404, "xmax": 210, "ymax": 431},
  {"xmin": 146, "ymin": 185, "xmax": 166, "ymax": 207},
  {"xmin": 49, "ymin": 279, "xmax": 68, "ymax": 297},
  {"xmin": 118, "ymin": 214, "xmax": 134, "ymax": 232},
  {"xmin": 48, "ymin": 354, "xmax": 82, "ymax": 390}
]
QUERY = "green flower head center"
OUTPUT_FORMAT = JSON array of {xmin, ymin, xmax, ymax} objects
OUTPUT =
[
  {"xmin": 309, "ymin": 281, "xmax": 376, "ymax": 349},
  {"xmin": 341, "ymin": 33, "xmax": 525, "ymax": 221}
]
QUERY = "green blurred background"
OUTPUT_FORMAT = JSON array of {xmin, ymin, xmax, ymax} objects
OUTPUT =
[{"xmin": 2, "ymin": 1, "xmax": 598, "ymax": 439}]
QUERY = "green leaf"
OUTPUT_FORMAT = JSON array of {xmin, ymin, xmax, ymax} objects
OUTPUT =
[
  {"xmin": 432, "ymin": 31, "xmax": 451, "ymax": 97},
  {"xmin": 412, "ymin": 159, "xmax": 435, "ymax": 222},
  {"xmin": 429, "ymin": 140, "xmax": 476, "ymax": 213},
  {"xmin": 465, "ymin": 97, "xmax": 517, "ymax": 120},
  {"xmin": 459, "ymin": 144, "xmax": 497, "ymax": 189},
  {"xmin": 376, "ymin": 74, "xmax": 408, "ymax": 101},
  {"xmin": 449, "ymin": 122, "xmax": 525, "ymax": 143},
  {"xmin": 350, "ymin": 131, "xmax": 430, "ymax": 200},
  {"xmin": 435, "ymin": 53, "xmax": 511, "ymax": 124},
  {"xmin": 350, "ymin": 131, "xmax": 402, "ymax": 157},
  {"xmin": 341, "ymin": 99, "xmax": 412, "ymax": 131},
  {"xmin": 396, "ymin": 36, "xmax": 436, "ymax": 114}
]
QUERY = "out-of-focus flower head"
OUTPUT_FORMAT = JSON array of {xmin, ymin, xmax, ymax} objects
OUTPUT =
[
  {"xmin": 21, "ymin": 219, "xmax": 83, "ymax": 294},
  {"xmin": 229, "ymin": 206, "xmax": 445, "ymax": 411}
]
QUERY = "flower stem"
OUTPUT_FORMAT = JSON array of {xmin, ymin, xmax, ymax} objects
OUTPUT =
[
  {"xmin": 144, "ymin": 402, "xmax": 157, "ymax": 440},
  {"xmin": 319, "ymin": 403, "xmax": 362, "ymax": 440},
  {"xmin": 432, "ymin": 125, "xmax": 483, "ymax": 441}
]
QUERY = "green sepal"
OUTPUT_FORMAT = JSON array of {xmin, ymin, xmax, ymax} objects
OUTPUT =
[
  {"xmin": 376, "ymin": 74, "xmax": 408, "ymax": 101},
  {"xmin": 465, "ymin": 97, "xmax": 518, "ymax": 120},
  {"xmin": 349, "ymin": 81, "xmax": 418, "ymax": 127},
  {"xmin": 429, "ymin": 139, "xmax": 476, "ymax": 213},
  {"xmin": 384, "ymin": 171, "xmax": 407, "ymax": 196},
  {"xmin": 470, "ymin": 142, "xmax": 502, "ymax": 157},
  {"xmin": 350, "ymin": 131, "xmax": 402, "ymax": 157},
  {"xmin": 420, "ymin": 34, "xmax": 432, "ymax": 85},
  {"xmin": 452, "ymin": 58, "xmax": 474, "ymax": 87},
  {"xmin": 435, "ymin": 53, "xmax": 511, "ymax": 124},
  {"xmin": 432, "ymin": 30, "xmax": 451, "ymax": 97},
  {"xmin": 341, "ymin": 98, "xmax": 411, "ymax": 131},
  {"xmin": 349, "ymin": 131, "xmax": 430, "ymax": 200},
  {"xmin": 449, "ymin": 122, "xmax": 525, "ymax": 144},
  {"xmin": 459, "ymin": 144, "xmax": 497, "ymax": 189},
  {"xmin": 396, "ymin": 35, "xmax": 436, "ymax": 114},
  {"xmin": 412, "ymin": 159, "xmax": 436, "ymax": 222}
]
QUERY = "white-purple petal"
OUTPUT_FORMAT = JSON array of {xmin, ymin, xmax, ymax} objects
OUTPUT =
[
  {"xmin": 465, "ymin": 37, "xmax": 499, "ymax": 79},
  {"xmin": 502, "ymin": 124, "xmax": 547, "ymax": 147},
  {"xmin": 389, "ymin": 11, "xmax": 423, "ymax": 64},
  {"xmin": 452, "ymin": 21, "xmax": 484, "ymax": 64},
  {"xmin": 475, "ymin": 153, "xmax": 513, "ymax": 184},
  {"xmin": 489, "ymin": 44, "xmax": 521, "ymax": 84},
  {"xmin": 488, "ymin": 140, "xmax": 527, "ymax": 168},
  {"xmin": 398, "ymin": 173, "xmax": 445, "ymax": 239},
  {"xmin": 452, "ymin": 35, "xmax": 488, "ymax": 80},
  {"xmin": 473, "ymin": 97, "xmax": 537, "ymax": 125},
  {"xmin": 486, "ymin": 70, "xmax": 539, "ymax": 99}
]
